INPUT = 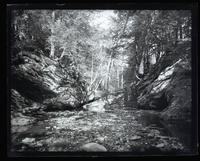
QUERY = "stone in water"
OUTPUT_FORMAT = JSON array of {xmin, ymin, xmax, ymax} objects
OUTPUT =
[
  {"xmin": 130, "ymin": 135, "xmax": 141, "ymax": 140},
  {"xmin": 22, "ymin": 137, "xmax": 35, "ymax": 144},
  {"xmin": 80, "ymin": 143, "xmax": 107, "ymax": 152},
  {"xmin": 156, "ymin": 143, "xmax": 165, "ymax": 148}
]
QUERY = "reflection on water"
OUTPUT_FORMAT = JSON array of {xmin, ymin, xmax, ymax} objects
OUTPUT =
[
  {"xmin": 160, "ymin": 120, "xmax": 191, "ymax": 149},
  {"xmin": 137, "ymin": 111, "xmax": 191, "ymax": 150}
]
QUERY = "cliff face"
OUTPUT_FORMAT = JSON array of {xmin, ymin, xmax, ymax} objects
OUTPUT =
[
  {"xmin": 161, "ymin": 61, "xmax": 191, "ymax": 121},
  {"xmin": 11, "ymin": 51, "xmax": 58, "ymax": 102},
  {"xmin": 136, "ymin": 41, "xmax": 191, "ymax": 122},
  {"xmin": 10, "ymin": 50, "xmax": 84, "ymax": 114},
  {"xmin": 137, "ymin": 60, "xmax": 191, "ymax": 121}
]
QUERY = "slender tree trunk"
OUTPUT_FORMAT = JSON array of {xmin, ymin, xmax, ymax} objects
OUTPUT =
[
  {"xmin": 187, "ymin": 18, "xmax": 191, "ymax": 38},
  {"xmin": 139, "ymin": 56, "xmax": 144, "ymax": 75},
  {"xmin": 158, "ymin": 43, "xmax": 160, "ymax": 56},
  {"xmin": 175, "ymin": 27, "xmax": 178, "ymax": 44},
  {"xmin": 88, "ymin": 55, "xmax": 106, "ymax": 91},
  {"xmin": 117, "ymin": 66, "xmax": 120, "ymax": 89},
  {"xmin": 124, "ymin": 87, "xmax": 128, "ymax": 106},
  {"xmin": 179, "ymin": 24, "xmax": 183, "ymax": 39},
  {"xmin": 106, "ymin": 55, "xmax": 112, "ymax": 90},
  {"xmin": 90, "ymin": 53, "xmax": 93, "ymax": 85},
  {"xmin": 121, "ymin": 67, "xmax": 124, "ymax": 89},
  {"xmin": 50, "ymin": 11, "xmax": 55, "ymax": 58},
  {"xmin": 104, "ymin": 11, "xmax": 130, "ymax": 91},
  {"xmin": 59, "ymin": 47, "xmax": 66, "ymax": 60},
  {"xmin": 121, "ymin": 73, "xmax": 124, "ymax": 89},
  {"xmin": 95, "ymin": 79, "xmax": 103, "ymax": 91}
]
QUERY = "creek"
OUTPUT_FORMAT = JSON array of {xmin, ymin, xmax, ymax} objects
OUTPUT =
[{"xmin": 11, "ymin": 99, "xmax": 191, "ymax": 153}]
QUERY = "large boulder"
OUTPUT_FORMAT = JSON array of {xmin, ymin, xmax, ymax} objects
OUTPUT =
[
  {"xmin": 83, "ymin": 100, "xmax": 106, "ymax": 113},
  {"xmin": 11, "ymin": 66, "xmax": 57, "ymax": 102},
  {"xmin": 11, "ymin": 89, "xmax": 46, "ymax": 117},
  {"xmin": 11, "ymin": 50, "xmax": 87, "ymax": 112},
  {"xmin": 136, "ymin": 40, "xmax": 191, "ymax": 111},
  {"xmin": 11, "ymin": 51, "xmax": 57, "ymax": 102},
  {"xmin": 160, "ymin": 61, "xmax": 191, "ymax": 121},
  {"xmin": 43, "ymin": 97, "xmax": 77, "ymax": 112},
  {"xmin": 11, "ymin": 89, "xmax": 32, "ymax": 112},
  {"xmin": 137, "ymin": 59, "xmax": 191, "ymax": 121},
  {"xmin": 80, "ymin": 143, "xmax": 107, "ymax": 152},
  {"xmin": 137, "ymin": 60, "xmax": 178, "ymax": 110}
]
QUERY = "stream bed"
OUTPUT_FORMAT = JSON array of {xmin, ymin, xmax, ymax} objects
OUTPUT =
[{"xmin": 10, "ymin": 105, "xmax": 192, "ymax": 154}]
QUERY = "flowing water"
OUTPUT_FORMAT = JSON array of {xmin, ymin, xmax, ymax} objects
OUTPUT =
[{"xmin": 10, "ymin": 101, "xmax": 192, "ymax": 153}]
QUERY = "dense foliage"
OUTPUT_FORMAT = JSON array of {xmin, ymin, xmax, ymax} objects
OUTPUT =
[{"xmin": 11, "ymin": 9, "xmax": 191, "ymax": 110}]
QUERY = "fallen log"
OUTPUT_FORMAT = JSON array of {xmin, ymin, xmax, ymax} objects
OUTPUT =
[
  {"xmin": 43, "ymin": 96, "xmax": 102, "ymax": 112},
  {"xmin": 74, "ymin": 96, "xmax": 102, "ymax": 110},
  {"xmin": 43, "ymin": 90, "xmax": 123, "ymax": 112}
]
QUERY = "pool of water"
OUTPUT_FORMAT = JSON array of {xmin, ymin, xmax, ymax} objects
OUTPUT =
[
  {"xmin": 160, "ymin": 120, "xmax": 191, "ymax": 149},
  {"xmin": 137, "ymin": 110, "xmax": 192, "ymax": 150}
]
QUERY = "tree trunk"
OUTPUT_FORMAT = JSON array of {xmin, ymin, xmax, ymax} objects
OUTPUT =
[
  {"xmin": 90, "ymin": 53, "xmax": 93, "ymax": 85},
  {"xmin": 50, "ymin": 11, "xmax": 55, "ymax": 58},
  {"xmin": 106, "ymin": 55, "xmax": 112, "ymax": 90},
  {"xmin": 117, "ymin": 67, "xmax": 120, "ymax": 89},
  {"xmin": 121, "ymin": 70, "xmax": 124, "ymax": 89},
  {"xmin": 124, "ymin": 87, "xmax": 128, "ymax": 106},
  {"xmin": 175, "ymin": 27, "xmax": 178, "ymax": 45},
  {"xmin": 179, "ymin": 24, "xmax": 183, "ymax": 39},
  {"xmin": 139, "ymin": 56, "xmax": 144, "ymax": 75}
]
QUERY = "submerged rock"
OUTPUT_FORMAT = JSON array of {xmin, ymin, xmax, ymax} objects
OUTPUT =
[
  {"xmin": 97, "ymin": 136, "xmax": 107, "ymax": 142},
  {"xmin": 11, "ymin": 115, "xmax": 35, "ymax": 126},
  {"xmin": 84, "ymin": 100, "xmax": 106, "ymax": 113},
  {"xmin": 22, "ymin": 137, "xmax": 35, "ymax": 144},
  {"xmin": 156, "ymin": 143, "xmax": 165, "ymax": 148},
  {"xmin": 130, "ymin": 135, "xmax": 142, "ymax": 141},
  {"xmin": 80, "ymin": 143, "xmax": 107, "ymax": 152}
]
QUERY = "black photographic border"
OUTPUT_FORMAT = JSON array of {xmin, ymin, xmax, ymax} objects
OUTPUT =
[{"xmin": 4, "ymin": 1, "xmax": 199, "ymax": 158}]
